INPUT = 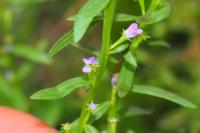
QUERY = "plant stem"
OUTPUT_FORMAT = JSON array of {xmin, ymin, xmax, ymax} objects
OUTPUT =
[
  {"xmin": 108, "ymin": 87, "xmax": 118, "ymax": 133},
  {"xmin": 76, "ymin": 0, "xmax": 118, "ymax": 132},
  {"xmin": 110, "ymin": 35, "xmax": 126, "ymax": 50},
  {"xmin": 138, "ymin": 0, "xmax": 145, "ymax": 15}
]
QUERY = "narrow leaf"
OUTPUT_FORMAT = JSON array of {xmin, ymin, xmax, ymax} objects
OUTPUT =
[
  {"xmin": 48, "ymin": 31, "xmax": 73, "ymax": 57},
  {"xmin": 74, "ymin": 0, "xmax": 110, "ymax": 42},
  {"xmin": 147, "ymin": 0, "xmax": 161, "ymax": 13},
  {"xmin": 31, "ymin": 77, "xmax": 89, "ymax": 100},
  {"xmin": 115, "ymin": 13, "xmax": 139, "ymax": 22},
  {"xmin": 117, "ymin": 62, "xmax": 135, "ymax": 98},
  {"xmin": 123, "ymin": 106, "xmax": 152, "ymax": 118},
  {"xmin": 132, "ymin": 85, "xmax": 197, "ymax": 108},
  {"xmin": 138, "ymin": 2, "xmax": 171, "ymax": 25},
  {"xmin": 12, "ymin": 44, "xmax": 51, "ymax": 64},
  {"xmin": 148, "ymin": 38, "xmax": 171, "ymax": 48},
  {"xmin": 89, "ymin": 101, "xmax": 110, "ymax": 124},
  {"xmin": 85, "ymin": 125, "xmax": 99, "ymax": 133},
  {"xmin": 124, "ymin": 51, "xmax": 137, "ymax": 68}
]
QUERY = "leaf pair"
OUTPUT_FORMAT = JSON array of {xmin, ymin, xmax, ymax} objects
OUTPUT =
[{"xmin": 48, "ymin": 0, "xmax": 110, "ymax": 57}]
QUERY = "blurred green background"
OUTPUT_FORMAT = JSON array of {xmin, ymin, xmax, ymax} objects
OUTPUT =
[{"xmin": 0, "ymin": 0, "xmax": 200, "ymax": 133}]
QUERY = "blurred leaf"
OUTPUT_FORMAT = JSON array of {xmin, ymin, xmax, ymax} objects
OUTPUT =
[
  {"xmin": 147, "ymin": 0, "xmax": 161, "ymax": 13},
  {"xmin": 115, "ymin": 13, "xmax": 139, "ymax": 22},
  {"xmin": 0, "ymin": 76, "xmax": 28, "ymax": 110},
  {"xmin": 89, "ymin": 101, "xmax": 110, "ymax": 124},
  {"xmin": 32, "ymin": 101, "xmax": 63, "ymax": 125},
  {"xmin": 138, "ymin": 2, "xmax": 171, "ymax": 25},
  {"xmin": 132, "ymin": 85, "xmax": 197, "ymax": 108},
  {"xmin": 12, "ymin": 44, "xmax": 51, "ymax": 64},
  {"xmin": 48, "ymin": 31, "xmax": 73, "ymax": 57},
  {"xmin": 9, "ymin": 0, "xmax": 50, "ymax": 4},
  {"xmin": 158, "ymin": 109, "xmax": 188, "ymax": 130},
  {"xmin": 16, "ymin": 63, "xmax": 33, "ymax": 81},
  {"xmin": 123, "ymin": 106, "xmax": 152, "ymax": 118},
  {"xmin": 31, "ymin": 77, "xmax": 90, "ymax": 100},
  {"xmin": 109, "ymin": 43, "xmax": 129, "ymax": 54},
  {"xmin": 71, "ymin": 119, "xmax": 80, "ymax": 133},
  {"xmin": 85, "ymin": 125, "xmax": 99, "ymax": 133},
  {"xmin": 147, "ymin": 38, "xmax": 170, "ymax": 48},
  {"xmin": 126, "ymin": 129, "xmax": 136, "ymax": 133},
  {"xmin": 74, "ymin": 0, "xmax": 110, "ymax": 42},
  {"xmin": 124, "ymin": 51, "xmax": 137, "ymax": 68}
]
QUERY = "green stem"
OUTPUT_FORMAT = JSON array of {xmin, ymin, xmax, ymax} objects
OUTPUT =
[
  {"xmin": 138, "ymin": 0, "xmax": 145, "ymax": 15},
  {"xmin": 110, "ymin": 35, "xmax": 126, "ymax": 50},
  {"xmin": 76, "ymin": 0, "xmax": 118, "ymax": 132},
  {"xmin": 108, "ymin": 87, "xmax": 118, "ymax": 133}
]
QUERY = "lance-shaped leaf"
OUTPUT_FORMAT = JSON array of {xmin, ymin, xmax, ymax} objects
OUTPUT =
[
  {"xmin": 74, "ymin": 0, "xmax": 110, "ymax": 42},
  {"xmin": 122, "ymin": 106, "xmax": 152, "ymax": 118},
  {"xmin": 89, "ymin": 101, "xmax": 110, "ymax": 124},
  {"xmin": 138, "ymin": 2, "xmax": 172, "ymax": 25},
  {"xmin": 12, "ymin": 43, "xmax": 51, "ymax": 64},
  {"xmin": 85, "ymin": 125, "xmax": 99, "ymax": 133},
  {"xmin": 117, "ymin": 52, "xmax": 137, "ymax": 97},
  {"xmin": 115, "ymin": 13, "xmax": 139, "ymax": 22},
  {"xmin": 132, "ymin": 85, "xmax": 197, "ymax": 108},
  {"xmin": 31, "ymin": 77, "xmax": 89, "ymax": 100},
  {"xmin": 147, "ymin": 38, "xmax": 170, "ymax": 48},
  {"xmin": 124, "ymin": 51, "xmax": 137, "ymax": 68},
  {"xmin": 48, "ymin": 31, "xmax": 73, "ymax": 57},
  {"xmin": 117, "ymin": 62, "xmax": 135, "ymax": 98}
]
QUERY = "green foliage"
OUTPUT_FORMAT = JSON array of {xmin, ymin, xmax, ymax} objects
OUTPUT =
[
  {"xmin": 132, "ymin": 85, "xmax": 197, "ymax": 108},
  {"xmin": 74, "ymin": 0, "xmax": 110, "ymax": 42},
  {"xmin": 138, "ymin": 1, "xmax": 172, "ymax": 25},
  {"xmin": 12, "ymin": 43, "xmax": 51, "ymax": 64},
  {"xmin": 89, "ymin": 101, "xmax": 110, "ymax": 123},
  {"xmin": 1, "ymin": 0, "xmax": 199, "ymax": 132},
  {"xmin": 117, "ymin": 61, "xmax": 135, "ymax": 98},
  {"xmin": 147, "ymin": 38, "xmax": 170, "ymax": 48},
  {"xmin": 124, "ymin": 51, "xmax": 137, "ymax": 68},
  {"xmin": 48, "ymin": 31, "xmax": 73, "ymax": 57},
  {"xmin": 123, "ymin": 106, "xmax": 152, "ymax": 118},
  {"xmin": 31, "ymin": 77, "xmax": 90, "ymax": 100},
  {"xmin": 0, "ymin": 76, "xmax": 28, "ymax": 110},
  {"xmin": 116, "ymin": 52, "xmax": 137, "ymax": 97},
  {"xmin": 115, "ymin": 13, "xmax": 139, "ymax": 22},
  {"xmin": 109, "ymin": 43, "xmax": 129, "ymax": 54},
  {"xmin": 85, "ymin": 125, "xmax": 100, "ymax": 133},
  {"xmin": 115, "ymin": 1, "xmax": 171, "ymax": 25}
]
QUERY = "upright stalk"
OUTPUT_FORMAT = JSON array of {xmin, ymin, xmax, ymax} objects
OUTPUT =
[
  {"xmin": 76, "ymin": 0, "xmax": 118, "ymax": 132},
  {"xmin": 108, "ymin": 87, "xmax": 118, "ymax": 133}
]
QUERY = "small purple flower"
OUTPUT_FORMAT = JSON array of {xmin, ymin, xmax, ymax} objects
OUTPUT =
[
  {"xmin": 89, "ymin": 101, "xmax": 97, "ymax": 110},
  {"xmin": 82, "ymin": 56, "xmax": 98, "ymax": 73},
  {"xmin": 83, "ymin": 56, "xmax": 97, "ymax": 65},
  {"xmin": 111, "ymin": 74, "xmax": 118, "ymax": 85},
  {"xmin": 124, "ymin": 23, "xmax": 143, "ymax": 39}
]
